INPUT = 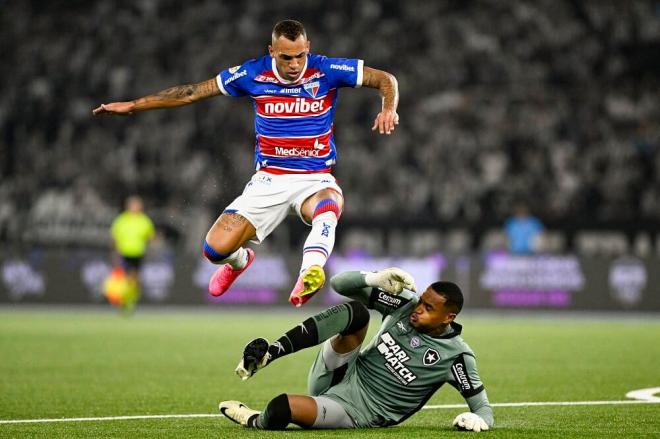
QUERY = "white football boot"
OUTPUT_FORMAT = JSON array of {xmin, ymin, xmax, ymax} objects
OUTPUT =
[{"xmin": 219, "ymin": 400, "xmax": 260, "ymax": 427}]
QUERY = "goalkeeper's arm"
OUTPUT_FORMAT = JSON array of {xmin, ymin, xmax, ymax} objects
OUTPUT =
[
  {"xmin": 452, "ymin": 393, "xmax": 494, "ymax": 432},
  {"xmin": 329, "ymin": 269, "xmax": 417, "ymax": 315},
  {"xmin": 452, "ymin": 354, "xmax": 494, "ymax": 432}
]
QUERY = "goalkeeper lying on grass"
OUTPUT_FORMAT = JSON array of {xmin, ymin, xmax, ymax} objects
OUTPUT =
[{"xmin": 220, "ymin": 268, "xmax": 494, "ymax": 432}]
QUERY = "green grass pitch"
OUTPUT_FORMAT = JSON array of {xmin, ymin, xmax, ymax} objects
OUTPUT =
[{"xmin": 1, "ymin": 308, "xmax": 659, "ymax": 438}]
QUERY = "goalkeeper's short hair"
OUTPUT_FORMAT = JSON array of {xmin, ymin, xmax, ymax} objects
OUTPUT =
[{"xmin": 430, "ymin": 281, "xmax": 463, "ymax": 313}]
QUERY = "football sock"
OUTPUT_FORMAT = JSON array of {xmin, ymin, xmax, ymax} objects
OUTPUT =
[
  {"xmin": 299, "ymin": 199, "xmax": 340, "ymax": 273},
  {"xmin": 253, "ymin": 393, "xmax": 290, "ymax": 429},
  {"xmin": 222, "ymin": 247, "xmax": 249, "ymax": 270},
  {"xmin": 203, "ymin": 240, "xmax": 248, "ymax": 270},
  {"xmin": 202, "ymin": 240, "xmax": 229, "ymax": 263},
  {"xmin": 266, "ymin": 301, "xmax": 369, "ymax": 363}
]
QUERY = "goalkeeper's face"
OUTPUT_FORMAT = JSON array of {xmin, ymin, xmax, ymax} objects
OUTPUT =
[{"xmin": 409, "ymin": 288, "xmax": 457, "ymax": 334}]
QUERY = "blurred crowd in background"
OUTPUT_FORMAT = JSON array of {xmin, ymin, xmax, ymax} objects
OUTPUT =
[{"xmin": 1, "ymin": 0, "xmax": 659, "ymax": 252}]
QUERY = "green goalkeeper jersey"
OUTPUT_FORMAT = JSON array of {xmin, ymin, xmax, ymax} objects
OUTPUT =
[{"xmin": 323, "ymin": 271, "xmax": 493, "ymax": 428}]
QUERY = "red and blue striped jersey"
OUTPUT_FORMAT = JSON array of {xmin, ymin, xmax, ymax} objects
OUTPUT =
[{"xmin": 216, "ymin": 53, "xmax": 364, "ymax": 174}]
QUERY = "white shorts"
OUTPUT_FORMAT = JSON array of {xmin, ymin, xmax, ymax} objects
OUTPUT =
[{"xmin": 224, "ymin": 171, "xmax": 343, "ymax": 243}]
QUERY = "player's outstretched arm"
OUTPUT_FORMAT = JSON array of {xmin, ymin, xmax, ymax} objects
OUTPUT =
[
  {"xmin": 329, "ymin": 271, "xmax": 373, "ymax": 305},
  {"xmin": 93, "ymin": 77, "xmax": 221, "ymax": 116},
  {"xmin": 330, "ymin": 268, "xmax": 416, "ymax": 305},
  {"xmin": 362, "ymin": 67, "xmax": 399, "ymax": 135}
]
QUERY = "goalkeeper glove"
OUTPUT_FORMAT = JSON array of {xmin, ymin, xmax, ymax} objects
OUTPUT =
[
  {"xmin": 452, "ymin": 412, "xmax": 489, "ymax": 432},
  {"xmin": 363, "ymin": 267, "xmax": 417, "ymax": 295}
]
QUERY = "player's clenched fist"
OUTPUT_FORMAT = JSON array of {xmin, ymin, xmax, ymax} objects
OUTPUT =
[
  {"xmin": 364, "ymin": 267, "xmax": 416, "ymax": 295},
  {"xmin": 452, "ymin": 412, "xmax": 489, "ymax": 432}
]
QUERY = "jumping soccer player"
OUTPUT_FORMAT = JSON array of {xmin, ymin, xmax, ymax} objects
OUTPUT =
[
  {"xmin": 219, "ymin": 268, "xmax": 494, "ymax": 431},
  {"xmin": 93, "ymin": 19, "xmax": 399, "ymax": 306}
]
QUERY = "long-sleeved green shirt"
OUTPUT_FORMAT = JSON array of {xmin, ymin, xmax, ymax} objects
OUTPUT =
[{"xmin": 321, "ymin": 271, "xmax": 494, "ymax": 428}]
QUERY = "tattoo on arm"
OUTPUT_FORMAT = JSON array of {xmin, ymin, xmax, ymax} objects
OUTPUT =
[
  {"xmin": 155, "ymin": 84, "xmax": 195, "ymax": 100},
  {"xmin": 362, "ymin": 67, "xmax": 399, "ymax": 112},
  {"xmin": 132, "ymin": 78, "xmax": 220, "ymax": 111}
]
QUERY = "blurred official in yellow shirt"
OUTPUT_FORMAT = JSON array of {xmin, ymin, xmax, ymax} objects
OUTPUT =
[{"xmin": 108, "ymin": 195, "xmax": 155, "ymax": 312}]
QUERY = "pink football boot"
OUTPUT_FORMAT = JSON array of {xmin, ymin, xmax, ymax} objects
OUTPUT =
[{"xmin": 208, "ymin": 248, "xmax": 255, "ymax": 297}]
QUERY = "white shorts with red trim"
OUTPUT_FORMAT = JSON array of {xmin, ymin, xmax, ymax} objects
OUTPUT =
[{"xmin": 224, "ymin": 171, "xmax": 343, "ymax": 243}]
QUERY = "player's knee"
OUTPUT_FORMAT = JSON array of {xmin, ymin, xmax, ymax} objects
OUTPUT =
[
  {"xmin": 313, "ymin": 198, "xmax": 342, "ymax": 220},
  {"xmin": 340, "ymin": 301, "xmax": 370, "ymax": 336},
  {"xmin": 262, "ymin": 393, "xmax": 292, "ymax": 430},
  {"xmin": 202, "ymin": 240, "xmax": 230, "ymax": 264}
]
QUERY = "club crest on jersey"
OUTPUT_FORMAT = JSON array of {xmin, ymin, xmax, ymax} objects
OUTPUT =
[
  {"xmin": 423, "ymin": 348, "xmax": 441, "ymax": 366},
  {"xmin": 304, "ymin": 81, "xmax": 320, "ymax": 98}
]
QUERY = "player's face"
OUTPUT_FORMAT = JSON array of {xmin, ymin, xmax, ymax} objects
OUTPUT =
[
  {"xmin": 269, "ymin": 35, "xmax": 310, "ymax": 81},
  {"xmin": 409, "ymin": 287, "xmax": 457, "ymax": 334}
]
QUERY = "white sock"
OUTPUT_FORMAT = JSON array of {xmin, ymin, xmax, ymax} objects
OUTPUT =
[
  {"xmin": 300, "ymin": 211, "xmax": 338, "ymax": 274},
  {"xmin": 223, "ymin": 247, "xmax": 249, "ymax": 270}
]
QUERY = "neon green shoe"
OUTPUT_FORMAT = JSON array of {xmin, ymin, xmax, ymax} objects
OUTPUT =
[{"xmin": 288, "ymin": 265, "xmax": 325, "ymax": 307}]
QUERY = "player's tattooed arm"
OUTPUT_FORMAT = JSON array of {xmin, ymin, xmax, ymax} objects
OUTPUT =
[
  {"xmin": 93, "ymin": 78, "xmax": 221, "ymax": 115},
  {"xmin": 362, "ymin": 67, "xmax": 399, "ymax": 135}
]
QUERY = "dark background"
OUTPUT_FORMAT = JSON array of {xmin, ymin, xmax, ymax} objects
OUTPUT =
[{"xmin": 1, "ymin": 1, "xmax": 659, "ymax": 309}]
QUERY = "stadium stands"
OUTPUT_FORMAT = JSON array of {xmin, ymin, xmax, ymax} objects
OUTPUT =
[{"xmin": 1, "ymin": 1, "xmax": 659, "ymax": 252}]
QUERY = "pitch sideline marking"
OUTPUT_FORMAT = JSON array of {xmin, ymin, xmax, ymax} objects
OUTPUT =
[{"xmin": 1, "ymin": 399, "xmax": 659, "ymax": 425}]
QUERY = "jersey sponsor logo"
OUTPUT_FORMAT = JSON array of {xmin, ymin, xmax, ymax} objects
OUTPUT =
[
  {"xmin": 258, "ymin": 131, "xmax": 332, "ymax": 159},
  {"xmin": 255, "ymin": 89, "xmax": 336, "ymax": 117},
  {"xmin": 451, "ymin": 356, "xmax": 472, "ymax": 391},
  {"xmin": 423, "ymin": 348, "xmax": 441, "ymax": 366},
  {"xmin": 228, "ymin": 65, "xmax": 241, "ymax": 74},
  {"xmin": 263, "ymin": 98, "xmax": 325, "ymax": 115},
  {"xmin": 255, "ymin": 74, "xmax": 279, "ymax": 83},
  {"xmin": 329, "ymin": 63, "xmax": 355, "ymax": 72},
  {"xmin": 378, "ymin": 291, "xmax": 403, "ymax": 308},
  {"xmin": 410, "ymin": 336, "xmax": 421, "ymax": 349},
  {"xmin": 304, "ymin": 81, "xmax": 320, "ymax": 98},
  {"xmin": 377, "ymin": 331, "xmax": 417, "ymax": 385},
  {"xmin": 274, "ymin": 147, "xmax": 323, "ymax": 157},
  {"xmin": 224, "ymin": 69, "xmax": 247, "ymax": 85},
  {"xmin": 280, "ymin": 87, "xmax": 302, "ymax": 94}
]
